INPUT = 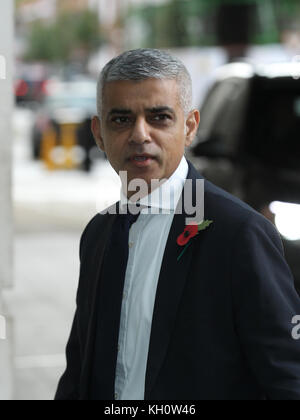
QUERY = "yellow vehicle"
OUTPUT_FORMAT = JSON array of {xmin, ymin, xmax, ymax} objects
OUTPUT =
[{"xmin": 32, "ymin": 79, "xmax": 106, "ymax": 171}]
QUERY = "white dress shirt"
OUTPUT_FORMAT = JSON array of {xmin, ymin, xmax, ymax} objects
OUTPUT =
[{"xmin": 114, "ymin": 155, "xmax": 189, "ymax": 400}]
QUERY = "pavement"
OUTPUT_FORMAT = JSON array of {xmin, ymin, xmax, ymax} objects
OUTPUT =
[{"xmin": 8, "ymin": 231, "xmax": 80, "ymax": 400}]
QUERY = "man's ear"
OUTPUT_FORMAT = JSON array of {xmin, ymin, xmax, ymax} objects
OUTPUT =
[
  {"xmin": 184, "ymin": 109, "xmax": 200, "ymax": 147},
  {"xmin": 91, "ymin": 116, "xmax": 105, "ymax": 152}
]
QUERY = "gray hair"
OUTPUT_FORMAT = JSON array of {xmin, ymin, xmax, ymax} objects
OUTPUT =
[{"xmin": 97, "ymin": 48, "xmax": 193, "ymax": 118}]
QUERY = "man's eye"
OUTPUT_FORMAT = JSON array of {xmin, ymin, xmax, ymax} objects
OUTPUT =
[
  {"xmin": 152, "ymin": 114, "xmax": 171, "ymax": 121},
  {"xmin": 112, "ymin": 117, "xmax": 131, "ymax": 124}
]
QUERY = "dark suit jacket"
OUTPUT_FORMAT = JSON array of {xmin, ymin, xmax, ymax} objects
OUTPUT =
[
  {"xmin": 281, "ymin": 238, "xmax": 300, "ymax": 297},
  {"xmin": 55, "ymin": 160, "xmax": 300, "ymax": 400}
]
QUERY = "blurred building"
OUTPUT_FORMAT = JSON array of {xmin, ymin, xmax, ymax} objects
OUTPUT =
[
  {"xmin": 16, "ymin": 0, "xmax": 57, "ymax": 23},
  {"xmin": 16, "ymin": 0, "xmax": 97, "ymax": 23},
  {"xmin": 59, "ymin": 0, "xmax": 91, "ymax": 13},
  {"xmin": 16, "ymin": 0, "xmax": 125, "ymax": 23}
]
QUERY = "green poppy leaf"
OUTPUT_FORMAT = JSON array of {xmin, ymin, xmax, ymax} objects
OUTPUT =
[{"xmin": 198, "ymin": 220, "xmax": 213, "ymax": 231}]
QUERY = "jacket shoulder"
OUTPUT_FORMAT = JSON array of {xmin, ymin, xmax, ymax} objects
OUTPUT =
[
  {"xmin": 203, "ymin": 179, "xmax": 282, "ymax": 247},
  {"xmin": 188, "ymin": 161, "xmax": 263, "ymax": 227},
  {"xmin": 205, "ymin": 179, "xmax": 262, "ymax": 221}
]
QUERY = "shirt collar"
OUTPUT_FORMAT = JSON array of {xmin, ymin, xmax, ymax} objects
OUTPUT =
[{"xmin": 120, "ymin": 155, "xmax": 189, "ymax": 213}]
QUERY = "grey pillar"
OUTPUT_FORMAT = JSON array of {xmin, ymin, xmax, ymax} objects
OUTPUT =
[{"xmin": 0, "ymin": 0, "xmax": 14, "ymax": 400}]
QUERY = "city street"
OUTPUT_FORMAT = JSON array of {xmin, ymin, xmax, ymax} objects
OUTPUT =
[{"xmin": 1, "ymin": 0, "xmax": 299, "ymax": 401}]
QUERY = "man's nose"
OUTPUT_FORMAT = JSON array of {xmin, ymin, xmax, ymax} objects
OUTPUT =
[{"xmin": 129, "ymin": 117, "xmax": 151, "ymax": 144}]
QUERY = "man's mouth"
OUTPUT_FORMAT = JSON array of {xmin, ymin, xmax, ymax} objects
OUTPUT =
[
  {"xmin": 129, "ymin": 154, "xmax": 155, "ymax": 168},
  {"xmin": 133, "ymin": 156, "xmax": 148, "ymax": 161}
]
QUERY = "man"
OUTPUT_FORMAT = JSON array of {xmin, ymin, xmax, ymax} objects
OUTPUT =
[{"xmin": 55, "ymin": 49, "xmax": 300, "ymax": 400}]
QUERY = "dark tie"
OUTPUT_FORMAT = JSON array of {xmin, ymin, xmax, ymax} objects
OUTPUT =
[{"xmin": 90, "ymin": 202, "xmax": 142, "ymax": 399}]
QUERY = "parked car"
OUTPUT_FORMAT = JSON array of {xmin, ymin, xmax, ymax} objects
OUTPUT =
[
  {"xmin": 15, "ymin": 63, "xmax": 49, "ymax": 107},
  {"xmin": 191, "ymin": 62, "xmax": 300, "ymax": 296},
  {"xmin": 15, "ymin": 77, "xmax": 48, "ymax": 106},
  {"xmin": 191, "ymin": 62, "xmax": 300, "ymax": 207},
  {"xmin": 31, "ymin": 78, "xmax": 105, "ymax": 171}
]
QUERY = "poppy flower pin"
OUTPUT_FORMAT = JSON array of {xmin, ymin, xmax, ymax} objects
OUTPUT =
[{"xmin": 177, "ymin": 220, "xmax": 213, "ymax": 262}]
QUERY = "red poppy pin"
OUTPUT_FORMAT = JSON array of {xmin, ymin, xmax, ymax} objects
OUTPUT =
[{"xmin": 177, "ymin": 220, "xmax": 213, "ymax": 262}]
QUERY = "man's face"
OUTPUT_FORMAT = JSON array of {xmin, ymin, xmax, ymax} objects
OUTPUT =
[{"xmin": 92, "ymin": 78, "xmax": 200, "ymax": 198}]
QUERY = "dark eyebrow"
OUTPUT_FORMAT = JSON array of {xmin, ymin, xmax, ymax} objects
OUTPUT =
[
  {"xmin": 107, "ymin": 106, "xmax": 176, "ymax": 118},
  {"xmin": 107, "ymin": 108, "xmax": 133, "ymax": 117},
  {"xmin": 146, "ymin": 106, "xmax": 175, "ymax": 115},
  {"xmin": 106, "ymin": 106, "xmax": 177, "ymax": 124}
]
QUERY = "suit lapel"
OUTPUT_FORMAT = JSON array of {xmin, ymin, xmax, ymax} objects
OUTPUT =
[{"xmin": 145, "ymin": 161, "xmax": 204, "ymax": 399}]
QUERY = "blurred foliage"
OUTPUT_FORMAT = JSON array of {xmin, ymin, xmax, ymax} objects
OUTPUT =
[
  {"xmin": 25, "ymin": 10, "xmax": 102, "ymax": 63},
  {"xmin": 126, "ymin": 0, "xmax": 300, "ymax": 49}
]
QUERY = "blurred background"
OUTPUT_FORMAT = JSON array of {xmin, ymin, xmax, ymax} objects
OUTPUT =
[{"xmin": 0, "ymin": 0, "xmax": 300, "ymax": 400}]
